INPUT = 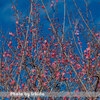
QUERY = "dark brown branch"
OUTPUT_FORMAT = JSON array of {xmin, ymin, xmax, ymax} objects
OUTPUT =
[{"xmin": 93, "ymin": 75, "xmax": 99, "ymax": 92}]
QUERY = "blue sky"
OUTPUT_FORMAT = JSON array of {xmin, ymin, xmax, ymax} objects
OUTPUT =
[{"xmin": 0, "ymin": 0, "xmax": 100, "ymax": 32}]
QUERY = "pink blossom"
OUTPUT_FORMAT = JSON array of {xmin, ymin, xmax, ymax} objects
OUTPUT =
[
  {"xmin": 76, "ymin": 64, "xmax": 80, "ymax": 70},
  {"xmin": 5, "ymin": 67, "xmax": 9, "ymax": 71},
  {"xmin": 44, "ymin": 70, "xmax": 47, "ymax": 74},
  {"xmin": 56, "ymin": 72, "xmax": 60, "ymax": 77},
  {"xmin": 7, "ymin": 54, "xmax": 12, "ymax": 57},
  {"xmin": 92, "ymin": 65, "xmax": 95, "ymax": 68},
  {"xmin": 56, "ymin": 76, "xmax": 60, "ymax": 80},
  {"xmin": 8, "ymin": 41, "xmax": 12, "ymax": 47},
  {"xmin": 79, "ymin": 27, "xmax": 81, "ymax": 29},
  {"xmin": 16, "ymin": 21, "xmax": 18, "ymax": 24},
  {"xmin": 91, "ymin": 58, "xmax": 95, "ymax": 61},
  {"xmin": 84, "ymin": 50, "xmax": 86, "ymax": 53},
  {"xmin": 33, "ymin": 28, "xmax": 36, "ymax": 32},
  {"xmin": 52, "ymin": 62, "xmax": 56, "ymax": 68},
  {"xmin": 34, "ymin": 49, "xmax": 36, "ymax": 53},
  {"xmin": 43, "ymin": 82, "xmax": 47, "ymax": 86},
  {"xmin": 82, "ymin": 69, "xmax": 85, "ymax": 72},
  {"xmin": 75, "ymin": 26, "xmax": 77, "ymax": 29},
  {"xmin": 29, "ymin": 76, "xmax": 32, "ymax": 78},
  {"xmin": 31, "ymin": 69, "xmax": 36, "ymax": 73},
  {"xmin": 48, "ymin": 28, "xmax": 51, "ymax": 30},
  {"xmin": 51, "ymin": 1, "xmax": 54, "ymax": 3},
  {"xmin": 3, "ymin": 54, "xmax": 5, "ymax": 57},
  {"xmin": 18, "ymin": 66, "xmax": 21, "ymax": 70},
  {"xmin": 62, "ymin": 72, "xmax": 65, "ymax": 77},
  {"xmin": 44, "ymin": 40, "xmax": 47, "ymax": 43},
  {"xmin": 51, "ymin": 4, "xmax": 53, "ymax": 7},
  {"xmin": 53, "ymin": 36, "xmax": 55, "ymax": 40},
  {"xmin": 42, "ymin": 6, "xmax": 45, "ymax": 9},
  {"xmin": 18, "ymin": 53, "xmax": 21, "ymax": 56},
  {"xmin": 21, "ymin": 24, "xmax": 23, "ymax": 27},
  {"xmin": 44, "ymin": 50, "xmax": 47, "ymax": 54},
  {"xmin": 56, "ymin": 0, "xmax": 58, "ymax": 3},
  {"xmin": 63, "ymin": 97, "xmax": 66, "ymax": 100},
  {"xmin": 12, "ymin": 80, "xmax": 15, "ymax": 85},
  {"xmin": 73, "ymin": 22, "xmax": 75, "ymax": 25},
  {"xmin": 31, "ymin": 80, "xmax": 34, "ymax": 83},
  {"xmin": 9, "ymin": 32, "xmax": 15, "ymax": 36},
  {"xmin": 41, "ymin": 74, "xmax": 45, "ymax": 78},
  {"xmin": 65, "ymin": 78, "xmax": 68, "ymax": 80},
  {"xmin": 86, "ymin": 47, "xmax": 90, "ymax": 51},
  {"xmin": 75, "ymin": 32, "xmax": 79, "ymax": 35},
  {"xmin": 51, "ymin": 52, "xmax": 55, "ymax": 56},
  {"xmin": 86, "ymin": 56, "xmax": 89, "ymax": 59},
  {"xmin": 21, "ymin": 84, "xmax": 25, "ymax": 87}
]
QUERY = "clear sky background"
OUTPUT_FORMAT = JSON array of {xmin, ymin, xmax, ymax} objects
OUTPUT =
[{"xmin": 0, "ymin": 0, "xmax": 100, "ymax": 34}]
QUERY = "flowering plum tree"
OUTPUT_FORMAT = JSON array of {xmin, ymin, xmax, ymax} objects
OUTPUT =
[{"xmin": 0, "ymin": 0, "xmax": 100, "ymax": 100}]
